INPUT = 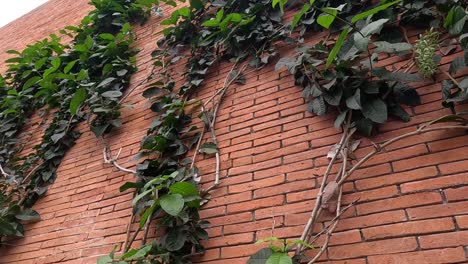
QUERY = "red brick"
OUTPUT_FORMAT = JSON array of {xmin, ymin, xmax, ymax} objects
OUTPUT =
[
  {"xmin": 357, "ymin": 192, "xmax": 442, "ymax": 215},
  {"xmin": 419, "ymin": 230, "xmax": 468, "ymax": 249},
  {"xmin": 355, "ymin": 166, "xmax": 438, "ymax": 191},
  {"xmin": 367, "ymin": 247, "xmax": 467, "ymax": 264},
  {"xmin": 328, "ymin": 237, "xmax": 418, "ymax": 259},
  {"xmin": 334, "ymin": 210, "xmax": 407, "ymax": 232},
  {"xmin": 444, "ymin": 186, "xmax": 468, "ymax": 201},
  {"xmin": 227, "ymin": 195, "xmax": 284, "ymax": 213},
  {"xmin": 393, "ymin": 146, "xmax": 468, "ymax": 172},
  {"xmin": 407, "ymin": 200, "xmax": 468, "ymax": 220},
  {"xmin": 362, "ymin": 218, "xmax": 454, "ymax": 240}
]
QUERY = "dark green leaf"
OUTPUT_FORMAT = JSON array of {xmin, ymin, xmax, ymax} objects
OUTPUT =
[
  {"xmin": 70, "ymin": 87, "xmax": 86, "ymax": 114},
  {"xmin": 247, "ymin": 248, "xmax": 274, "ymax": 264},
  {"xmin": 160, "ymin": 194, "xmax": 184, "ymax": 216},
  {"xmin": 362, "ymin": 98, "xmax": 387, "ymax": 123}
]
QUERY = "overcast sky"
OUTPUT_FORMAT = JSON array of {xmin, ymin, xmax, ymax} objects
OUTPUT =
[{"xmin": 0, "ymin": 0, "xmax": 49, "ymax": 27}]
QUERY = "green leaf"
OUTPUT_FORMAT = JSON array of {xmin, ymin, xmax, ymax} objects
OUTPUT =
[
  {"xmin": 374, "ymin": 41, "xmax": 413, "ymax": 55},
  {"xmin": 373, "ymin": 67, "xmax": 423, "ymax": 82},
  {"xmin": 359, "ymin": 19, "xmax": 389, "ymax": 37},
  {"xmin": 317, "ymin": 12, "xmax": 336, "ymax": 29},
  {"xmin": 327, "ymin": 27, "xmax": 350, "ymax": 67},
  {"xmin": 101, "ymin": 90, "xmax": 123, "ymax": 98},
  {"xmin": 51, "ymin": 132, "xmax": 66, "ymax": 144},
  {"xmin": 266, "ymin": 253, "xmax": 292, "ymax": 264},
  {"xmin": 449, "ymin": 57, "xmax": 466, "ymax": 75},
  {"xmin": 247, "ymin": 248, "xmax": 274, "ymax": 264},
  {"xmin": 97, "ymin": 256, "xmax": 113, "ymax": 264},
  {"xmin": 120, "ymin": 182, "xmax": 139, "ymax": 192},
  {"xmin": 97, "ymin": 77, "xmax": 116, "ymax": 88},
  {"xmin": 163, "ymin": 227, "xmax": 186, "ymax": 251},
  {"xmin": 15, "ymin": 208, "xmax": 40, "ymax": 221},
  {"xmin": 308, "ymin": 96, "xmax": 327, "ymax": 115},
  {"xmin": 43, "ymin": 57, "xmax": 61, "ymax": 78},
  {"xmin": 362, "ymin": 98, "xmax": 387, "ymax": 123},
  {"xmin": 139, "ymin": 202, "xmax": 157, "ymax": 228},
  {"xmin": 160, "ymin": 194, "xmax": 184, "ymax": 216},
  {"xmin": 351, "ymin": 0, "xmax": 401, "ymax": 23},
  {"xmin": 334, "ymin": 110, "xmax": 348, "ymax": 129},
  {"xmin": 346, "ymin": 89, "xmax": 361, "ymax": 110},
  {"xmin": 142, "ymin": 87, "xmax": 161, "ymax": 98},
  {"xmin": 256, "ymin": 237, "xmax": 284, "ymax": 244},
  {"xmin": 170, "ymin": 182, "xmax": 199, "ymax": 196},
  {"xmin": 23, "ymin": 76, "xmax": 41, "ymax": 90},
  {"xmin": 291, "ymin": 4, "xmax": 311, "ymax": 30},
  {"xmin": 70, "ymin": 87, "xmax": 86, "ymax": 114},
  {"xmin": 64, "ymin": 60, "xmax": 78, "ymax": 74},
  {"xmin": 199, "ymin": 142, "xmax": 218, "ymax": 154},
  {"xmin": 132, "ymin": 189, "xmax": 152, "ymax": 206},
  {"xmin": 99, "ymin": 33, "xmax": 115, "ymax": 40}
]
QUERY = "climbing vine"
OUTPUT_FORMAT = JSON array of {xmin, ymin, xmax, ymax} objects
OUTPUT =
[
  {"xmin": 0, "ymin": 0, "xmax": 164, "ymax": 242},
  {"xmin": 97, "ymin": 0, "xmax": 468, "ymax": 264},
  {"xmin": 1, "ymin": 0, "xmax": 466, "ymax": 264}
]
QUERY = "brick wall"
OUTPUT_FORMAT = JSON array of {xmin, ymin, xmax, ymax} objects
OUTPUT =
[{"xmin": 1, "ymin": 0, "xmax": 468, "ymax": 263}]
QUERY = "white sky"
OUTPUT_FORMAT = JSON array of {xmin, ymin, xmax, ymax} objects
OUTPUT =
[{"xmin": 0, "ymin": 0, "xmax": 49, "ymax": 27}]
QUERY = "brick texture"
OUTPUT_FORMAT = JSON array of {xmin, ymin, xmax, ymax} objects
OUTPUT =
[{"xmin": 0, "ymin": 0, "xmax": 468, "ymax": 263}]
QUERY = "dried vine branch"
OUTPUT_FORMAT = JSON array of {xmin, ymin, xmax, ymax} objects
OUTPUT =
[
  {"xmin": 102, "ymin": 146, "xmax": 137, "ymax": 175},
  {"xmin": 298, "ymin": 116, "xmax": 467, "ymax": 263}
]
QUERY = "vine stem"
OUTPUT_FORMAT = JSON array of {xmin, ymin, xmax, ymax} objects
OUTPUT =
[
  {"xmin": 0, "ymin": 163, "xmax": 10, "ymax": 178},
  {"xmin": 102, "ymin": 146, "xmax": 137, "ymax": 174},
  {"xmin": 337, "ymin": 124, "xmax": 468, "ymax": 186},
  {"xmin": 297, "ymin": 115, "xmax": 467, "ymax": 263},
  {"xmin": 296, "ymin": 111, "xmax": 352, "ymax": 253},
  {"xmin": 202, "ymin": 63, "xmax": 247, "ymax": 194}
]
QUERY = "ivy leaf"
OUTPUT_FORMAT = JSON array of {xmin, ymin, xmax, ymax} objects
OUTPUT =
[
  {"xmin": 70, "ymin": 87, "xmax": 86, "ymax": 114},
  {"xmin": 334, "ymin": 110, "xmax": 348, "ymax": 129},
  {"xmin": 389, "ymin": 104, "xmax": 411, "ymax": 122},
  {"xmin": 247, "ymin": 248, "xmax": 274, "ymax": 264},
  {"xmin": 449, "ymin": 57, "xmax": 466, "ymax": 75},
  {"xmin": 64, "ymin": 60, "xmax": 78, "ymax": 74},
  {"xmin": 374, "ymin": 41, "xmax": 413, "ymax": 55},
  {"xmin": 326, "ymin": 27, "xmax": 350, "ymax": 67},
  {"xmin": 101, "ymin": 90, "xmax": 123, "ymax": 98},
  {"xmin": 132, "ymin": 189, "xmax": 153, "ymax": 206},
  {"xmin": 351, "ymin": 0, "xmax": 401, "ymax": 23},
  {"xmin": 43, "ymin": 57, "xmax": 61, "ymax": 78},
  {"xmin": 393, "ymin": 85, "xmax": 421, "ymax": 106},
  {"xmin": 292, "ymin": 3, "xmax": 315, "ymax": 29},
  {"xmin": 362, "ymin": 98, "xmax": 387, "ymax": 123},
  {"xmin": 199, "ymin": 142, "xmax": 218, "ymax": 154},
  {"xmin": 15, "ymin": 208, "xmax": 40, "ymax": 221},
  {"xmin": 373, "ymin": 67, "xmax": 423, "ymax": 82},
  {"xmin": 317, "ymin": 4, "xmax": 346, "ymax": 29},
  {"xmin": 266, "ymin": 253, "xmax": 292, "ymax": 264},
  {"xmin": 142, "ymin": 87, "xmax": 161, "ymax": 98},
  {"xmin": 163, "ymin": 227, "xmax": 186, "ymax": 251},
  {"xmin": 346, "ymin": 89, "xmax": 361, "ymax": 110},
  {"xmin": 360, "ymin": 19, "xmax": 389, "ymax": 37},
  {"xmin": 23, "ymin": 76, "xmax": 41, "ymax": 90},
  {"xmin": 356, "ymin": 118, "xmax": 374, "ymax": 137},
  {"xmin": 308, "ymin": 96, "xmax": 327, "ymax": 115},
  {"xmin": 97, "ymin": 77, "xmax": 116, "ymax": 88},
  {"xmin": 170, "ymin": 182, "xmax": 199, "ymax": 196},
  {"xmin": 97, "ymin": 256, "xmax": 113, "ymax": 264},
  {"xmin": 51, "ymin": 132, "xmax": 66, "ymax": 144},
  {"xmin": 275, "ymin": 57, "xmax": 298, "ymax": 74},
  {"xmin": 160, "ymin": 194, "xmax": 184, "ymax": 216}
]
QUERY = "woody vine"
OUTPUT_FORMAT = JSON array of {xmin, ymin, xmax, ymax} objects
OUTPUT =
[{"xmin": 0, "ymin": 0, "xmax": 466, "ymax": 264}]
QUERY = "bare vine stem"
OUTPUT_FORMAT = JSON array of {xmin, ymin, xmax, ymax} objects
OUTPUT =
[
  {"xmin": 297, "ymin": 115, "xmax": 467, "ymax": 263},
  {"xmin": 102, "ymin": 146, "xmax": 137, "ymax": 175}
]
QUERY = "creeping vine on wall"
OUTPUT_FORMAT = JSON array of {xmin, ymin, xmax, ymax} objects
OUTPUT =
[
  {"xmin": 0, "ymin": 0, "xmax": 165, "ymax": 242},
  {"xmin": 99, "ymin": 0, "xmax": 468, "ymax": 264}
]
